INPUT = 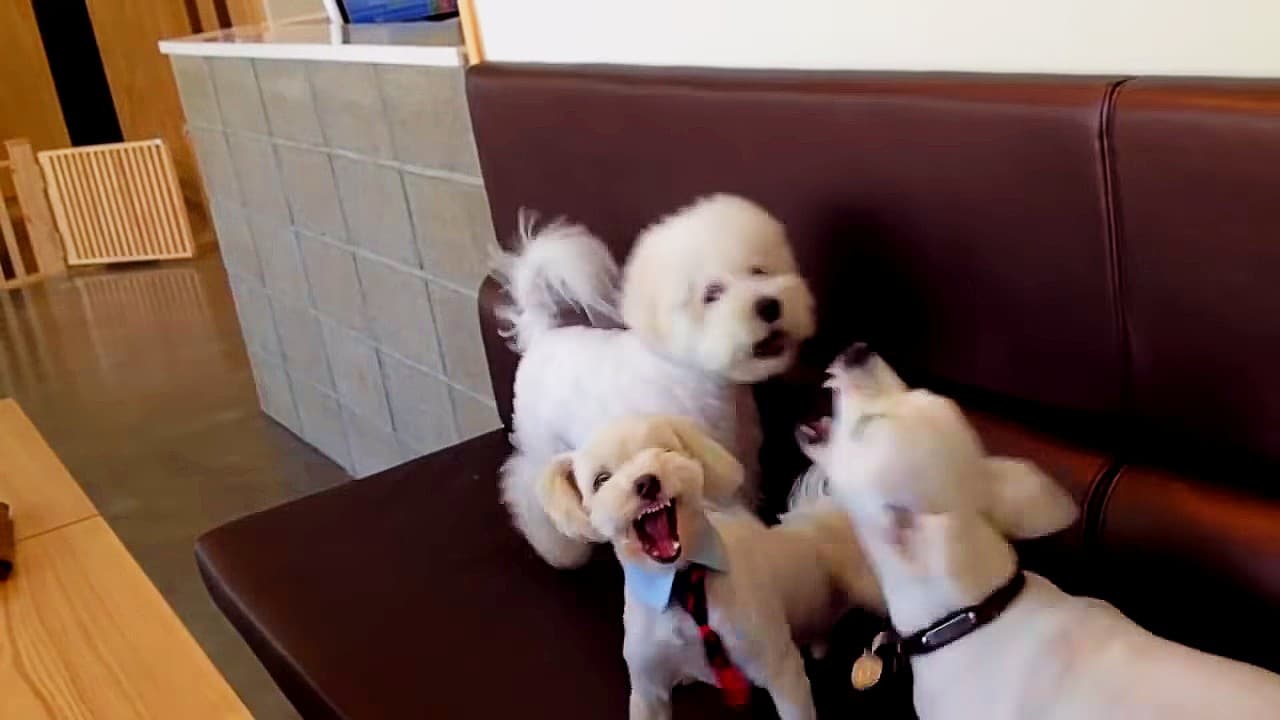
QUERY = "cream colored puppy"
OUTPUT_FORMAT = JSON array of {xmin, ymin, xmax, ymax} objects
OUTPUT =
[
  {"xmin": 539, "ymin": 415, "xmax": 882, "ymax": 720},
  {"xmin": 799, "ymin": 344, "xmax": 1280, "ymax": 720}
]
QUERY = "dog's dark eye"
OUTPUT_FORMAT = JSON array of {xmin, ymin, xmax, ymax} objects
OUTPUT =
[
  {"xmin": 592, "ymin": 472, "xmax": 611, "ymax": 491},
  {"xmin": 749, "ymin": 266, "xmax": 767, "ymax": 276},
  {"xmin": 703, "ymin": 282, "xmax": 725, "ymax": 304}
]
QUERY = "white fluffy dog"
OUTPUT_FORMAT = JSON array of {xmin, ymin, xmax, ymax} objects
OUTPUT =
[
  {"xmin": 538, "ymin": 415, "xmax": 883, "ymax": 720},
  {"xmin": 496, "ymin": 194, "xmax": 816, "ymax": 568},
  {"xmin": 798, "ymin": 344, "xmax": 1280, "ymax": 720}
]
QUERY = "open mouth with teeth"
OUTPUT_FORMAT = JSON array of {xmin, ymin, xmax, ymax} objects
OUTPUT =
[
  {"xmin": 752, "ymin": 330, "xmax": 789, "ymax": 359},
  {"xmin": 633, "ymin": 499, "xmax": 681, "ymax": 563}
]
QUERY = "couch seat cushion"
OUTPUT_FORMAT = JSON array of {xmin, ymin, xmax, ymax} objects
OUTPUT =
[
  {"xmin": 197, "ymin": 417, "xmax": 1108, "ymax": 719},
  {"xmin": 198, "ymin": 432, "xmax": 907, "ymax": 718}
]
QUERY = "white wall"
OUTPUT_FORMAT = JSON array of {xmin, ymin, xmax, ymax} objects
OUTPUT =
[{"xmin": 474, "ymin": 0, "xmax": 1280, "ymax": 77}]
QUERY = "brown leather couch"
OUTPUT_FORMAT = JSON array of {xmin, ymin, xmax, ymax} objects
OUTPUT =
[{"xmin": 195, "ymin": 65, "xmax": 1280, "ymax": 719}]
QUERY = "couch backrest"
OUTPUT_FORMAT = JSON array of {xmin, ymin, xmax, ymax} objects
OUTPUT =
[
  {"xmin": 468, "ymin": 65, "xmax": 1280, "ymax": 469},
  {"xmin": 1111, "ymin": 79, "xmax": 1280, "ymax": 463}
]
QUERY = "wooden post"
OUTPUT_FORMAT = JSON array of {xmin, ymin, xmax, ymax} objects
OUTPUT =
[
  {"xmin": 0, "ymin": 183, "xmax": 26, "ymax": 283},
  {"xmin": 458, "ymin": 0, "xmax": 485, "ymax": 65},
  {"xmin": 5, "ymin": 138, "xmax": 66, "ymax": 277}
]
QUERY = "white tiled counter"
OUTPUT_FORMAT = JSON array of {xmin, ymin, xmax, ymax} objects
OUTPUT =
[{"xmin": 161, "ymin": 19, "xmax": 501, "ymax": 477}]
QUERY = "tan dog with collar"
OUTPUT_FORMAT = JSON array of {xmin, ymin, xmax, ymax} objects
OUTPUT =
[{"xmin": 798, "ymin": 344, "xmax": 1280, "ymax": 720}]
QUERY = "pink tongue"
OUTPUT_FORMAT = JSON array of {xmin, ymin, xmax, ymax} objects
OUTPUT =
[{"xmin": 640, "ymin": 509, "xmax": 678, "ymax": 559}]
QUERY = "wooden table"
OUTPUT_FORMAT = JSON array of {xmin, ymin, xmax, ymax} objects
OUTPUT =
[{"xmin": 0, "ymin": 399, "xmax": 252, "ymax": 719}]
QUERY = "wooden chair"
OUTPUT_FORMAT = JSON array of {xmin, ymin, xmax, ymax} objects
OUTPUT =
[{"xmin": 0, "ymin": 139, "xmax": 65, "ymax": 290}]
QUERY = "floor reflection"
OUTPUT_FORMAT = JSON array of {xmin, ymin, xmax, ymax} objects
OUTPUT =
[{"xmin": 0, "ymin": 253, "xmax": 348, "ymax": 720}]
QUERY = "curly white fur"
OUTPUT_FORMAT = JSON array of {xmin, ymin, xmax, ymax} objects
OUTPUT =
[
  {"xmin": 539, "ymin": 416, "xmax": 883, "ymax": 720},
  {"xmin": 491, "ymin": 209, "xmax": 621, "ymax": 352},
  {"xmin": 496, "ymin": 195, "xmax": 815, "ymax": 568}
]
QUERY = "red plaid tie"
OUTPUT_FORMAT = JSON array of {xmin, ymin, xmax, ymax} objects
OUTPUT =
[{"xmin": 671, "ymin": 565, "xmax": 752, "ymax": 707}]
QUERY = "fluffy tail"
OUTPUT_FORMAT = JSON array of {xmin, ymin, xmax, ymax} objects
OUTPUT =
[
  {"xmin": 491, "ymin": 209, "xmax": 621, "ymax": 353},
  {"xmin": 781, "ymin": 462, "xmax": 843, "ymax": 534}
]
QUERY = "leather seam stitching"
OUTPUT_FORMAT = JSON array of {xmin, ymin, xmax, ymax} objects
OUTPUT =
[
  {"xmin": 1100, "ymin": 78, "xmax": 1136, "ymax": 415},
  {"xmin": 1081, "ymin": 459, "xmax": 1124, "ymax": 548}
]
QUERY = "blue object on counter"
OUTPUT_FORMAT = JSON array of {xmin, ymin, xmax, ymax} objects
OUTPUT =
[{"xmin": 340, "ymin": 0, "xmax": 458, "ymax": 24}]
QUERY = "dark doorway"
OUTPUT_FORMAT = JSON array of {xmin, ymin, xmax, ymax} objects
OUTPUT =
[{"xmin": 30, "ymin": 0, "xmax": 124, "ymax": 147}]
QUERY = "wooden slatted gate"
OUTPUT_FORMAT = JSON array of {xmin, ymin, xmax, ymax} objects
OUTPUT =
[{"xmin": 37, "ymin": 139, "xmax": 195, "ymax": 267}]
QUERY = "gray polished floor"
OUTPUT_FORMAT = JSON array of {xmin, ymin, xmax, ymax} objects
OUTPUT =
[{"xmin": 0, "ymin": 251, "xmax": 348, "ymax": 719}]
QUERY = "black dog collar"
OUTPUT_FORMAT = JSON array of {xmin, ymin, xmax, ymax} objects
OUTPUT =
[
  {"xmin": 851, "ymin": 570, "xmax": 1026, "ymax": 694},
  {"xmin": 897, "ymin": 569, "xmax": 1026, "ymax": 656}
]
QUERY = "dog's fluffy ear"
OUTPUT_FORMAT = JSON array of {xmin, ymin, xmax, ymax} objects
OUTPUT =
[
  {"xmin": 665, "ymin": 417, "xmax": 744, "ymax": 502},
  {"xmin": 619, "ymin": 245, "xmax": 674, "ymax": 349},
  {"xmin": 984, "ymin": 458, "xmax": 1079, "ymax": 539},
  {"xmin": 536, "ymin": 454, "xmax": 604, "ymax": 541}
]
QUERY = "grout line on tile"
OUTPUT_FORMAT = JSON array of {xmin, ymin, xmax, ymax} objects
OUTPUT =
[
  {"xmin": 301, "ymin": 60, "xmax": 332, "ymax": 149},
  {"xmin": 228, "ymin": 267, "xmax": 492, "ymax": 406},
  {"xmin": 297, "ymin": 225, "xmax": 479, "ymax": 298},
  {"xmin": 215, "ymin": 201, "xmax": 481, "ymax": 298},
  {"xmin": 203, "ymin": 58, "xmax": 230, "ymax": 144},
  {"xmin": 185, "ymin": 120, "xmax": 485, "ymax": 186},
  {"xmin": 315, "ymin": 314, "xmax": 395, "ymax": 434},
  {"xmin": 399, "ymin": 174, "xmax": 454, "ymax": 400},
  {"xmin": 446, "ymin": 379, "xmax": 499, "ymax": 409}
]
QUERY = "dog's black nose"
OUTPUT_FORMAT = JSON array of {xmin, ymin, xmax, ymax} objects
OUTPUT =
[
  {"xmin": 635, "ymin": 474, "xmax": 661, "ymax": 501},
  {"xmin": 755, "ymin": 297, "xmax": 781, "ymax": 323},
  {"xmin": 841, "ymin": 342, "xmax": 872, "ymax": 368}
]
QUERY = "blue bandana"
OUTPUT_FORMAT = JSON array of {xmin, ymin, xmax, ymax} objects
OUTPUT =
[{"xmin": 622, "ymin": 517, "xmax": 728, "ymax": 609}]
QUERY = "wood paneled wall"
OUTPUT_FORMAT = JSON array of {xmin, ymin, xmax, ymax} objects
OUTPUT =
[
  {"xmin": 81, "ymin": 0, "xmax": 265, "ymax": 243},
  {"xmin": 195, "ymin": 0, "xmax": 267, "ymax": 29},
  {"xmin": 263, "ymin": 0, "xmax": 326, "ymax": 22},
  {"xmin": 2, "ymin": 0, "xmax": 265, "ymax": 244},
  {"xmin": 83, "ymin": 0, "xmax": 203, "ymax": 230},
  {"xmin": 0, "ymin": 1, "xmax": 71, "ymax": 153}
]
